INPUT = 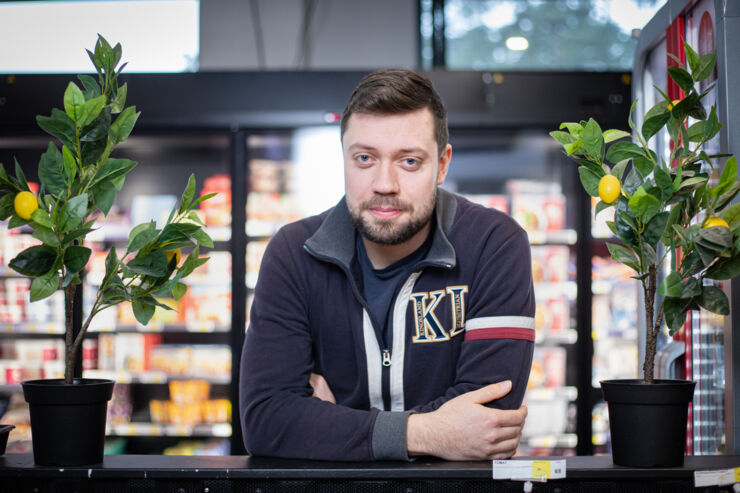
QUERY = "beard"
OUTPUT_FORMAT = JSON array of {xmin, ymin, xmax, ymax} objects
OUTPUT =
[{"xmin": 349, "ymin": 190, "xmax": 437, "ymax": 246}]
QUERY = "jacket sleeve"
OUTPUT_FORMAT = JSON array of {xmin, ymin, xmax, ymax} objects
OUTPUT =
[
  {"xmin": 412, "ymin": 224, "xmax": 535, "ymax": 413},
  {"xmin": 240, "ymin": 230, "xmax": 391, "ymax": 461}
]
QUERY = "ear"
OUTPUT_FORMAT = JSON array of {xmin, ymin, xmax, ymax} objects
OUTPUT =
[{"xmin": 436, "ymin": 144, "xmax": 452, "ymax": 185}]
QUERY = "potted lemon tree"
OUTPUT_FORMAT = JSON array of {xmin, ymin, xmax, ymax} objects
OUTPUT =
[
  {"xmin": 1, "ymin": 36, "xmax": 214, "ymax": 466},
  {"xmin": 551, "ymin": 42, "xmax": 738, "ymax": 467}
]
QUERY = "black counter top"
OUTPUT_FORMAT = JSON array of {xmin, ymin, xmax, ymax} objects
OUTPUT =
[{"xmin": 1, "ymin": 454, "xmax": 739, "ymax": 480}]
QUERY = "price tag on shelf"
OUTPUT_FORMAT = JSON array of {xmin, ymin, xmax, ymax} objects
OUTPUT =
[
  {"xmin": 492, "ymin": 459, "xmax": 566, "ymax": 481},
  {"xmin": 694, "ymin": 467, "xmax": 740, "ymax": 487}
]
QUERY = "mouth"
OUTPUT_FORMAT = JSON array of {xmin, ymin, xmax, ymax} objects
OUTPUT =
[{"xmin": 369, "ymin": 207, "xmax": 403, "ymax": 219}]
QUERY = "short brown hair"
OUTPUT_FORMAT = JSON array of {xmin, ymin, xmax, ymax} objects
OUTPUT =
[{"xmin": 340, "ymin": 69, "xmax": 449, "ymax": 157}]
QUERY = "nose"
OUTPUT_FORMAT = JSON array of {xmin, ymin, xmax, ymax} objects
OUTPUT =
[{"xmin": 372, "ymin": 161, "xmax": 400, "ymax": 195}]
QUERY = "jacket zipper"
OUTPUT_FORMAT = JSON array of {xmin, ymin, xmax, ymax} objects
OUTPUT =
[{"xmin": 382, "ymin": 349, "xmax": 391, "ymax": 367}]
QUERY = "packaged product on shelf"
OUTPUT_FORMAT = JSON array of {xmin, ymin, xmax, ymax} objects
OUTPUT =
[
  {"xmin": 149, "ymin": 345, "xmax": 192, "ymax": 376},
  {"xmin": 461, "ymin": 194, "xmax": 509, "ymax": 214},
  {"xmin": 107, "ymin": 383, "xmax": 133, "ymax": 426},
  {"xmin": 249, "ymin": 159, "xmax": 283, "ymax": 193},
  {"xmin": 190, "ymin": 345, "xmax": 231, "ymax": 378},
  {"xmin": 531, "ymin": 246, "xmax": 569, "ymax": 284},
  {"xmin": 182, "ymin": 284, "xmax": 231, "ymax": 326},
  {"xmin": 506, "ymin": 180, "xmax": 566, "ymax": 234},
  {"xmin": 169, "ymin": 379, "xmax": 210, "ymax": 405},
  {"xmin": 246, "ymin": 192, "xmax": 300, "ymax": 236},
  {"xmin": 82, "ymin": 339, "xmax": 98, "ymax": 370},
  {"xmin": 110, "ymin": 333, "xmax": 163, "ymax": 373},
  {"xmin": 130, "ymin": 194, "xmax": 178, "ymax": 228},
  {"xmin": 97, "ymin": 333, "xmax": 116, "ymax": 371},
  {"xmin": 200, "ymin": 174, "xmax": 231, "ymax": 227},
  {"xmin": 25, "ymin": 290, "xmax": 64, "ymax": 325},
  {"xmin": 246, "ymin": 240, "xmax": 269, "ymax": 289},
  {"xmin": 545, "ymin": 296, "xmax": 570, "ymax": 338}
]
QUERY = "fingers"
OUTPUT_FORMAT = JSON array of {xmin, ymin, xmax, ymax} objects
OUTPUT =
[
  {"xmin": 466, "ymin": 380, "xmax": 512, "ymax": 404},
  {"xmin": 309, "ymin": 373, "xmax": 336, "ymax": 404}
]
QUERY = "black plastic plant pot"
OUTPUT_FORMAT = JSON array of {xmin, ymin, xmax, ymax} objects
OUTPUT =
[
  {"xmin": 0, "ymin": 424, "xmax": 14, "ymax": 455},
  {"xmin": 601, "ymin": 379, "xmax": 695, "ymax": 468},
  {"xmin": 22, "ymin": 378, "xmax": 114, "ymax": 466}
]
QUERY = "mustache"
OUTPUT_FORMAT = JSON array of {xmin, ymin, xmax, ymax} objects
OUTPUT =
[{"xmin": 360, "ymin": 197, "xmax": 411, "ymax": 211}]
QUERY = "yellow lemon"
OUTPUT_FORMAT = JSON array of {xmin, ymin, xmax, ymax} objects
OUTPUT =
[
  {"xmin": 13, "ymin": 191, "xmax": 38, "ymax": 220},
  {"xmin": 667, "ymin": 99, "xmax": 681, "ymax": 111},
  {"xmin": 598, "ymin": 175, "xmax": 621, "ymax": 204},
  {"xmin": 703, "ymin": 217, "xmax": 729, "ymax": 229},
  {"xmin": 165, "ymin": 248, "xmax": 182, "ymax": 265}
]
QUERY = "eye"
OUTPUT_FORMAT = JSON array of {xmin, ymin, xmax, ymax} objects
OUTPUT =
[
  {"xmin": 401, "ymin": 157, "xmax": 421, "ymax": 169},
  {"xmin": 355, "ymin": 154, "xmax": 373, "ymax": 166}
]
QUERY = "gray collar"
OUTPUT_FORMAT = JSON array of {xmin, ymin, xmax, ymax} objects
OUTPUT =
[{"xmin": 304, "ymin": 188, "xmax": 458, "ymax": 271}]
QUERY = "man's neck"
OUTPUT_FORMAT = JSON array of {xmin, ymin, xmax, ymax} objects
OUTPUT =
[{"xmin": 361, "ymin": 222, "xmax": 432, "ymax": 270}]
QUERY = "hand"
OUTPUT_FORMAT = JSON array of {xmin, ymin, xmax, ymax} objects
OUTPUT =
[
  {"xmin": 309, "ymin": 373, "xmax": 336, "ymax": 404},
  {"xmin": 406, "ymin": 380, "xmax": 527, "ymax": 460}
]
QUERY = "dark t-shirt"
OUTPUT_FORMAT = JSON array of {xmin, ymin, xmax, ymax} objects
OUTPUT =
[{"xmin": 356, "ymin": 223, "xmax": 435, "ymax": 347}]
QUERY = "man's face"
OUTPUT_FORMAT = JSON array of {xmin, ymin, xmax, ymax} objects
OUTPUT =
[{"xmin": 342, "ymin": 108, "xmax": 451, "ymax": 246}]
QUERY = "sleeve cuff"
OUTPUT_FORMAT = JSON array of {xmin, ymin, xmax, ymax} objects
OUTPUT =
[{"xmin": 371, "ymin": 410, "xmax": 412, "ymax": 461}]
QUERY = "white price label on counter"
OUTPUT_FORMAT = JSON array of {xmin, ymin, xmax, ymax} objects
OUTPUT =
[
  {"xmin": 492, "ymin": 459, "xmax": 566, "ymax": 480},
  {"xmin": 694, "ymin": 467, "xmax": 740, "ymax": 487}
]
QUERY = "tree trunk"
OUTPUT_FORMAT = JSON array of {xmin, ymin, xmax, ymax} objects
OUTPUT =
[
  {"xmin": 64, "ymin": 284, "xmax": 77, "ymax": 384},
  {"xmin": 642, "ymin": 265, "xmax": 657, "ymax": 384}
]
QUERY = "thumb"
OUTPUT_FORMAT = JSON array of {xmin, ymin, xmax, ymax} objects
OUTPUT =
[{"xmin": 467, "ymin": 380, "xmax": 512, "ymax": 405}]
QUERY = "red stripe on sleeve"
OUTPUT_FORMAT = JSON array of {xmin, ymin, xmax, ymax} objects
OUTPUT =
[{"xmin": 464, "ymin": 327, "xmax": 535, "ymax": 342}]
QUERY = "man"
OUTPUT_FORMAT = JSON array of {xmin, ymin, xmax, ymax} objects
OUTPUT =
[{"xmin": 240, "ymin": 69, "xmax": 535, "ymax": 461}]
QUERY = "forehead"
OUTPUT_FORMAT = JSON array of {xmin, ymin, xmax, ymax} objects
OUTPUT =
[{"xmin": 342, "ymin": 108, "xmax": 436, "ymax": 149}]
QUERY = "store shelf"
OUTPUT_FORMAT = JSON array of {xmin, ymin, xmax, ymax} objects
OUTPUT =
[
  {"xmin": 84, "ymin": 370, "xmax": 230, "ymax": 385},
  {"xmin": 541, "ymin": 329, "xmax": 579, "ymax": 345},
  {"xmin": 534, "ymin": 281, "xmax": 577, "ymax": 301},
  {"xmin": 526, "ymin": 386, "xmax": 578, "ymax": 402},
  {"xmin": 0, "ymin": 322, "xmax": 64, "ymax": 335},
  {"xmin": 89, "ymin": 322, "xmax": 230, "ymax": 334},
  {"xmin": 527, "ymin": 229, "xmax": 577, "ymax": 245},
  {"xmin": 523, "ymin": 433, "xmax": 578, "ymax": 449},
  {"xmin": 107, "ymin": 422, "xmax": 232, "ymax": 438}
]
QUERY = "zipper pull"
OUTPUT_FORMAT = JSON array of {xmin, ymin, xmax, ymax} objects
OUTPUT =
[{"xmin": 382, "ymin": 349, "xmax": 391, "ymax": 367}]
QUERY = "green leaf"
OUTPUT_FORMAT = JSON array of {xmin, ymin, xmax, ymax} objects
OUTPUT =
[
  {"xmin": 127, "ymin": 221, "xmax": 159, "ymax": 253},
  {"xmin": 722, "ymin": 202, "xmax": 740, "ymax": 231},
  {"xmin": 605, "ymin": 141, "xmax": 645, "ymax": 164},
  {"xmin": 654, "ymin": 166, "xmax": 673, "ymax": 201},
  {"xmin": 698, "ymin": 285, "xmax": 729, "ymax": 314},
  {"xmin": 36, "ymin": 109, "xmax": 76, "ymax": 151},
  {"xmin": 549, "ymin": 130, "xmax": 576, "ymax": 145},
  {"xmin": 603, "ymin": 129, "xmax": 631, "ymax": 144},
  {"xmin": 111, "ymin": 82, "xmax": 128, "ymax": 113},
  {"xmin": 611, "ymin": 160, "xmax": 629, "ymax": 182},
  {"xmin": 78, "ymin": 95, "xmax": 106, "ymax": 127},
  {"xmin": 594, "ymin": 200, "xmax": 612, "ymax": 217},
  {"xmin": 680, "ymin": 277, "xmax": 701, "ymax": 298},
  {"xmin": 643, "ymin": 211, "xmax": 669, "ymax": 247},
  {"xmin": 698, "ymin": 226, "xmax": 732, "ymax": 249},
  {"xmin": 132, "ymin": 298, "xmax": 156, "ymax": 326},
  {"xmin": 614, "ymin": 199, "xmax": 637, "ymax": 247},
  {"xmin": 627, "ymin": 99, "xmax": 638, "ymax": 132},
  {"xmin": 108, "ymin": 106, "xmax": 140, "ymax": 145},
  {"xmin": 578, "ymin": 167, "xmax": 601, "ymax": 197},
  {"xmin": 640, "ymin": 242, "xmax": 656, "ymax": 267},
  {"xmin": 179, "ymin": 174, "xmax": 196, "ymax": 215},
  {"xmin": 14, "ymin": 158, "xmax": 28, "ymax": 191},
  {"xmin": 191, "ymin": 228, "xmax": 213, "ymax": 248},
  {"xmin": 662, "ymin": 206, "xmax": 683, "ymax": 245},
  {"xmin": 61, "ymin": 146, "xmax": 77, "ymax": 183},
  {"xmin": 658, "ymin": 272, "xmax": 684, "ymax": 297},
  {"xmin": 606, "ymin": 242, "xmax": 640, "ymax": 272},
  {"xmin": 717, "ymin": 156, "xmax": 738, "ymax": 195},
  {"xmin": 683, "ymin": 43, "xmax": 699, "ymax": 72},
  {"xmin": 559, "ymin": 122, "xmax": 583, "ymax": 136},
  {"xmin": 667, "ymin": 66, "xmax": 694, "ymax": 93},
  {"xmin": 90, "ymin": 180, "xmax": 116, "ymax": 216},
  {"xmin": 60, "ymin": 193, "xmax": 88, "ymax": 232},
  {"xmin": 642, "ymin": 111, "xmax": 672, "ymax": 141},
  {"xmin": 628, "ymin": 186, "xmax": 660, "ymax": 223},
  {"xmin": 80, "ymin": 107, "xmax": 111, "ymax": 142},
  {"xmin": 672, "ymin": 92, "xmax": 701, "ymax": 121},
  {"xmin": 127, "ymin": 250, "xmax": 168, "ymax": 277},
  {"xmin": 32, "ymin": 226, "xmax": 60, "ymax": 247},
  {"xmin": 38, "ymin": 142, "xmax": 67, "ymax": 196},
  {"xmin": 581, "ymin": 118, "xmax": 604, "ymax": 160},
  {"xmin": 30, "ymin": 269, "xmax": 60, "ymax": 302},
  {"xmin": 63, "ymin": 245, "xmax": 92, "ymax": 274},
  {"xmin": 172, "ymin": 282, "xmax": 188, "ymax": 301},
  {"xmin": 694, "ymin": 53, "xmax": 716, "ymax": 81},
  {"xmin": 159, "ymin": 223, "xmax": 201, "ymax": 245},
  {"xmin": 564, "ymin": 138, "xmax": 582, "ymax": 156},
  {"xmin": 190, "ymin": 192, "xmax": 217, "ymax": 210},
  {"xmin": 90, "ymin": 158, "xmax": 137, "ymax": 188},
  {"xmin": 103, "ymin": 247, "xmax": 119, "ymax": 286},
  {"xmin": 81, "ymin": 138, "xmax": 107, "ymax": 167},
  {"xmin": 663, "ymin": 297, "xmax": 690, "ymax": 332},
  {"xmin": 78, "ymin": 74, "xmax": 101, "ymax": 98},
  {"xmin": 63, "ymin": 82, "xmax": 86, "ymax": 122},
  {"xmin": 678, "ymin": 176, "xmax": 709, "ymax": 193},
  {"xmin": 706, "ymin": 257, "xmax": 740, "ymax": 280},
  {"xmin": 716, "ymin": 181, "xmax": 740, "ymax": 211},
  {"xmin": 9, "ymin": 245, "xmax": 57, "ymax": 276},
  {"xmin": 632, "ymin": 154, "xmax": 654, "ymax": 178},
  {"xmin": 696, "ymin": 243, "xmax": 717, "ymax": 266},
  {"xmin": 30, "ymin": 208, "xmax": 54, "ymax": 229}
]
